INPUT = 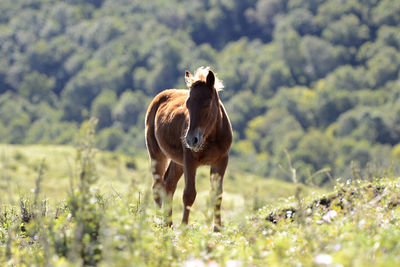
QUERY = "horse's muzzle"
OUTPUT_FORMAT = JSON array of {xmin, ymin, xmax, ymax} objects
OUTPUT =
[{"xmin": 185, "ymin": 128, "xmax": 203, "ymax": 152}]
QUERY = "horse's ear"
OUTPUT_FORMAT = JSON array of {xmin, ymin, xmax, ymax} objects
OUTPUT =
[
  {"xmin": 206, "ymin": 70, "xmax": 215, "ymax": 88},
  {"xmin": 185, "ymin": 70, "xmax": 192, "ymax": 88}
]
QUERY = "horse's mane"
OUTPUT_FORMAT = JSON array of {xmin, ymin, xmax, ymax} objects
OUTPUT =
[{"xmin": 187, "ymin": 67, "xmax": 224, "ymax": 91}]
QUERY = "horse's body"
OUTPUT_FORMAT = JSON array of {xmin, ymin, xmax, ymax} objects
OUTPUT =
[{"xmin": 145, "ymin": 67, "xmax": 232, "ymax": 231}]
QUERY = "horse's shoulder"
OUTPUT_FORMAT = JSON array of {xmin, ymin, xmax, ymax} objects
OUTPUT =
[{"xmin": 218, "ymin": 102, "xmax": 233, "ymax": 145}]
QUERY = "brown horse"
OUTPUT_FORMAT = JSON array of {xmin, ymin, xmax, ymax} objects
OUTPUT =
[{"xmin": 145, "ymin": 67, "xmax": 232, "ymax": 231}]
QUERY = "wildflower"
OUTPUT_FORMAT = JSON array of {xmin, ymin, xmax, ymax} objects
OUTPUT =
[
  {"xmin": 286, "ymin": 210, "xmax": 293, "ymax": 218},
  {"xmin": 358, "ymin": 219, "xmax": 366, "ymax": 229},
  {"xmin": 226, "ymin": 260, "xmax": 242, "ymax": 267},
  {"xmin": 306, "ymin": 208, "xmax": 312, "ymax": 215},
  {"xmin": 208, "ymin": 260, "xmax": 219, "ymax": 267},
  {"xmin": 322, "ymin": 210, "xmax": 337, "ymax": 223},
  {"xmin": 333, "ymin": 244, "xmax": 341, "ymax": 252},
  {"xmin": 314, "ymin": 253, "xmax": 333, "ymax": 265},
  {"xmin": 184, "ymin": 258, "xmax": 205, "ymax": 267}
]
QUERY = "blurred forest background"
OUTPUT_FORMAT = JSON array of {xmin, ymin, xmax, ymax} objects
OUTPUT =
[{"xmin": 1, "ymin": 0, "xmax": 400, "ymax": 186}]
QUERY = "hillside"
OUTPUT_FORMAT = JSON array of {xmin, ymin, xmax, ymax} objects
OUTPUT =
[
  {"xmin": 1, "ymin": 141, "xmax": 399, "ymax": 266},
  {"xmin": 1, "ymin": 0, "xmax": 400, "ymax": 185},
  {"xmin": 0, "ymin": 143, "xmax": 322, "ymax": 218}
]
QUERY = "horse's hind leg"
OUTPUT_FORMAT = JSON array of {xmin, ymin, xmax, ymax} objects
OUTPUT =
[
  {"xmin": 163, "ymin": 161, "xmax": 183, "ymax": 226},
  {"xmin": 146, "ymin": 114, "xmax": 168, "ymax": 207},
  {"xmin": 150, "ymin": 155, "xmax": 168, "ymax": 207}
]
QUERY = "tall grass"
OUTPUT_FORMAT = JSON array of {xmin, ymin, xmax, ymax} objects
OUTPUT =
[{"xmin": 1, "ymin": 121, "xmax": 400, "ymax": 266}]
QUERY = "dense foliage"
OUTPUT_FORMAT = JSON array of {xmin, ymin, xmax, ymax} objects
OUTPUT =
[{"xmin": 1, "ymin": 0, "xmax": 400, "ymax": 184}]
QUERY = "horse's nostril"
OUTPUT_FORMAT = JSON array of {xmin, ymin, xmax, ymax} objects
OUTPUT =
[{"xmin": 193, "ymin": 137, "xmax": 198, "ymax": 145}]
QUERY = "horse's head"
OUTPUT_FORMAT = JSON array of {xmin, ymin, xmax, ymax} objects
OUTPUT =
[{"xmin": 184, "ymin": 68, "xmax": 221, "ymax": 152}]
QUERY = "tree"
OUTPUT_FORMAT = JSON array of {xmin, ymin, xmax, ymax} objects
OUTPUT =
[
  {"xmin": 246, "ymin": 108, "xmax": 303, "ymax": 155},
  {"xmin": 96, "ymin": 127, "xmax": 124, "ymax": 151},
  {"xmin": 135, "ymin": 37, "xmax": 184, "ymax": 95},
  {"xmin": 366, "ymin": 47, "xmax": 400, "ymax": 88},
  {"xmin": 372, "ymin": 0, "xmax": 400, "ymax": 26},
  {"xmin": 274, "ymin": 22, "xmax": 309, "ymax": 85},
  {"xmin": 258, "ymin": 60, "xmax": 293, "ymax": 96},
  {"xmin": 113, "ymin": 90, "xmax": 149, "ymax": 131},
  {"xmin": 91, "ymin": 90, "xmax": 117, "ymax": 129},
  {"xmin": 25, "ymin": 118, "xmax": 77, "ymax": 144},
  {"xmin": 301, "ymin": 36, "xmax": 343, "ymax": 79},
  {"xmin": 322, "ymin": 14, "xmax": 369, "ymax": 47},
  {"xmin": 324, "ymin": 65, "xmax": 369, "ymax": 91},
  {"xmin": 245, "ymin": 0, "xmax": 286, "ymax": 40},
  {"xmin": 292, "ymin": 129, "xmax": 335, "ymax": 182},
  {"xmin": 377, "ymin": 25, "xmax": 400, "ymax": 49},
  {"xmin": 268, "ymin": 86, "xmax": 316, "ymax": 129},
  {"xmin": 337, "ymin": 108, "xmax": 395, "ymax": 145},
  {"xmin": 287, "ymin": 0, "xmax": 324, "ymax": 13},
  {"xmin": 225, "ymin": 90, "xmax": 266, "ymax": 138},
  {"xmin": 337, "ymin": 138, "xmax": 371, "ymax": 170},
  {"xmin": 281, "ymin": 8, "xmax": 319, "ymax": 36},
  {"xmin": 313, "ymin": 89, "xmax": 354, "ymax": 127},
  {"xmin": 18, "ymin": 71, "xmax": 56, "ymax": 104}
]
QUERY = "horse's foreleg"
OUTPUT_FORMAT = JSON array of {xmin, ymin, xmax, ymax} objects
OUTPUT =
[
  {"xmin": 163, "ymin": 161, "xmax": 183, "ymax": 227},
  {"xmin": 210, "ymin": 155, "xmax": 228, "ymax": 232},
  {"xmin": 182, "ymin": 157, "xmax": 197, "ymax": 225}
]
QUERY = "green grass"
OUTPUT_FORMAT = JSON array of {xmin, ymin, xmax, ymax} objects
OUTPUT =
[
  {"xmin": 0, "ymin": 144, "xmax": 322, "ymax": 221},
  {"xmin": 1, "ymin": 143, "xmax": 400, "ymax": 266}
]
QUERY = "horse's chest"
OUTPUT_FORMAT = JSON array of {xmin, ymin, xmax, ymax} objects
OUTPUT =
[{"xmin": 195, "ymin": 142, "xmax": 226, "ymax": 165}]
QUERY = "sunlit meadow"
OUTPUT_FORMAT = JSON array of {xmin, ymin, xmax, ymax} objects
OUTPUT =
[{"xmin": 1, "ymin": 121, "xmax": 399, "ymax": 266}]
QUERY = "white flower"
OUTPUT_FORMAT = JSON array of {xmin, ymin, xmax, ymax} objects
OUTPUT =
[
  {"xmin": 322, "ymin": 210, "xmax": 337, "ymax": 223},
  {"xmin": 184, "ymin": 259, "xmax": 205, "ymax": 267},
  {"xmin": 208, "ymin": 260, "xmax": 220, "ymax": 267},
  {"xmin": 226, "ymin": 260, "xmax": 242, "ymax": 267},
  {"xmin": 358, "ymin": 219, "xmax": 366, "ymax": 229},
  {"xmin": 314, "ymin": 253, "xmax": 333, "ymax": 265}
]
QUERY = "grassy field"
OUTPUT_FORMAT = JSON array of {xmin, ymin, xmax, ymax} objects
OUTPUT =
[
  {"xmin": 0, "ymin": 142, "xmax": 321, "ymax": 222},
  {"xmin": 1, "ymin": 139, "xmax": 400, "ymax": 266}
]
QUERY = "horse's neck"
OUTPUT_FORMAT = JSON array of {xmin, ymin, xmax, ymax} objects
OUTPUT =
[{"xmin": 208, "ymin": 101, "xmax": 224, "ymax": 139}]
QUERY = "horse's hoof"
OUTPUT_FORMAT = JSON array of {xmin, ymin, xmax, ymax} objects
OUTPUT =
[
  {"xmin": 154, "ymin": 197, "xmax": 162, "ymax": 208},
  {"xmin": 178, "ymin": 223, "xmax": 189, "ymax": 231},
  {"xmin": 213, "ymin": 225, "xmax": 222, "ymax": 232}
]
